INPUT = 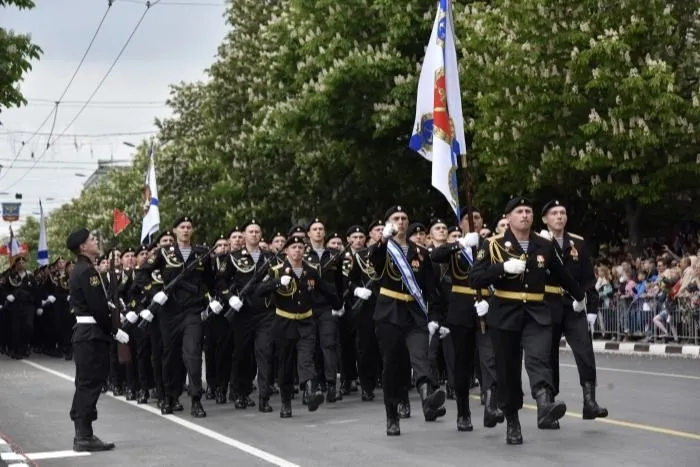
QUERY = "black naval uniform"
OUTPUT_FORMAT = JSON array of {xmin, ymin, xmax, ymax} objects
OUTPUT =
[
  {"xmin": 544, "ymin": 229, "xmax": 607, "ymax": 425},
  {"xmin": 256, "ymin": 247, "xmax": 342, "ymax": 418},
  {"xmin": 4, "ymin": 265, "xmax": 41, "ymax": 358},
  {"xmin": 368, "ymin": 229, "xmax": 446, "ymax": 436},
  {"xmin": 470, "ymin": 224, "xmax": 585, "ymax": 444},
  {"xmin": 218, "ymin": 245, "xmax": 277, "ymax": 411},
  {"xmin": 431, "ymin": 240, "xmax": 503, "ymax": 431},
  {"xmin": 68, "ymin": 252, "xmax": 116, "ymax": 452},
  {"xmin": 134, "ymin": 242, "xmax": 216, "ymax": 417}
]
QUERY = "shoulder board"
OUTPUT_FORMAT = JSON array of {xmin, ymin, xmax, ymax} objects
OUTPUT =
[
  {"xmin": 488, "ymin": 233, "xmax": 504, "ymax": 243},
  {"xmin": 568, "ymin": 232, "xmax": 584, "ymax": 240},
  {"xmin": 271, "ymin": 263, "xmax": 284, "ymax": 271}
]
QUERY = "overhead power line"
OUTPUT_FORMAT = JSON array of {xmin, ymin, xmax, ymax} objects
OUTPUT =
[
  {"xmin": 24, "ymin": 98, "xmax": 167, "ymax": 108},
  {"xmin": 0, "ymin": 2, "xmax": 115, "ymax": 182},
  {"xmin": 3, "ymin": 1, "xmax": 161, "ymax": 192},
  {"xmin": 1, "ymin": 129, "xmax": 157, "ymax": 138},
  {"xmin": 120, "ymin": 0, "xmax": 226, "ymax": 6}
]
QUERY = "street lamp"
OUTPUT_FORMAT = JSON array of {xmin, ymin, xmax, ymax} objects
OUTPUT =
[
  {"xmin": 123, "ymin": 141, "xmax": 136, "ymax": 148},
  {"xmin": 75, "ymin": 173, "xmax": 86, "ymax": 178}
]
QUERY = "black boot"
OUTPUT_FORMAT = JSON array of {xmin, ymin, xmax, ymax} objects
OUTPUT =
[
  {"xmin": 505, "ymin": 412, "xmax": 523, "ymax": 445},
  {"xmin": 73, "ymin": 420, "xmax": 115, "ymax": 452},
  {"xmin": 190, "ymin": 396, "xmax": 206, "ymax": 418},
  {"xmin": 534, "ymin": 387, "xmax": 566, "ymax": 429},
  {"xmin": 234, "ymin": 395, "xmax": 247, "ymax": 409},
  {"xmin": 205, "ymin": 386, "xmax": 216, "ymax": 400},
  {"xmin": 137, "ymin": 389, "xmax": 149, "ymax": 404},
  {"xmin": 305, "ymin": 380, "xmax": 324, "ymax": 412},
  {"xmin": 215, "ymin": 388, "xmax": 227, "ymax": 404},
  {"xmin": 483, "ymin": 386, "xmax": 505, "ymax": 428},
  {"xmin": 259, "ymin": 395, "xmax": 273, "ymax": 413},
  {"xmin": 280, "ymin": 394, "xmax": 292, "ymax": 418},
  {"xmin": 161, "ymin": 395, "xmax": 174, "ymax": 415},
  {"xmin": 446, "ymin": 383, "xmax": 455, "ymax": 400},
  {"xmin": 398, "ymin": 392, "xmax": 411, "ymax": 419},
  {"xmin": 456, "ymin": 396, "xmax": 473, "ymax": 432},
  {"xmin": 326, "ymin": 382, "xmax": 338, "ymax": 403},
  {"xmin": 245, "ymin": 394, "xmax": 256, "ymax": 407},
  {"xmin": 385, "ymin": 403, "xmax": 400, "ymax": 436},
  {"xmin": 173, "ymin": 398, "xmax": 184, "ymax": 412},
  {"xmin": 582, "ymin": 382, "xmax": 608, "ymax": 419},
  {"xmin": 418, "ymin": 383, "xmax": 446, "ymax": 422},
  {"xmin": 361, "ymin": 389, "xmax": 375, "ymax": 402}
]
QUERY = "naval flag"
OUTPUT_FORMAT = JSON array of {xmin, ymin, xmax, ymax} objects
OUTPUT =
[
  {"xmin": 37, "ymin": 200, "xmax": 49, "ymax": 265},
  {"xmin": 141, "ymin": 144, "xmax": 160, "ymax": 244}
]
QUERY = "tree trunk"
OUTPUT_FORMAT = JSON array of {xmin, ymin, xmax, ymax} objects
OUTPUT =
[{"xmin": 625, "ymin": 198, "xmax": 643, "ymax": 257}]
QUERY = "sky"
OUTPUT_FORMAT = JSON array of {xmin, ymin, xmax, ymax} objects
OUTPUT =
[{"xmin": 0, "ymin": 0, "xmax": 228, "ymax": 241}]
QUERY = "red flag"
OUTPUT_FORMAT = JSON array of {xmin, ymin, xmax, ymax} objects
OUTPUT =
[{"xmin": 113, "ymin": 208, "xmax": 131, "ymax": 236}]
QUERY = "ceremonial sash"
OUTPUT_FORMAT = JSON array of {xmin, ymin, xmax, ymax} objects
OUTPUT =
[{"xmin": 386, "ymin": 239, "xmax": 428, "ymax": 318}]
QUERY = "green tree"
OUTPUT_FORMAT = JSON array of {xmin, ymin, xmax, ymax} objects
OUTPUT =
[
  {"xmin": 0, "ymin": 0, "xmax": 42, "ymax": 121},
  {"xmin": 457, "ymin": 0, "xmax": 700, "ymax": 249}
]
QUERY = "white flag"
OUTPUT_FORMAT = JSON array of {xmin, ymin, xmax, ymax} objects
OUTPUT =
[
  {"xmin": 140, "ymin": 145, "xmax": 160, "ymax": 244},
  {"xmin": 409, "ymin": 0, "xmax": 466, "ymax": 219},
  {"xmin": 37, "ymin": 200, "xmax": 49, "ymax": 265}
]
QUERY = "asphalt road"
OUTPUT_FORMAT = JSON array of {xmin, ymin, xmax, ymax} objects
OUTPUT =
[{"xmin": 1, "ymin": 352, "xmax": 698, "ymax": 467}]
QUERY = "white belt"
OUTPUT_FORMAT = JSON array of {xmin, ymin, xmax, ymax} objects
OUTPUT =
[{"xmin": 75, "ymin": 316, "xmax": 97, "ymax": 324}]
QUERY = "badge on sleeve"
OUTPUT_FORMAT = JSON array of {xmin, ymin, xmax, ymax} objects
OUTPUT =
[
  {"xmin": 89, "ymin": 275, "xmax": 100, "ymax": 287},
  {"xmin": 148, "ymin": 256, "xmax": 155, "ymax": 264},
  {"xmin": 477, "ymin": 249, "xmax": 485, "ymax": 261}
]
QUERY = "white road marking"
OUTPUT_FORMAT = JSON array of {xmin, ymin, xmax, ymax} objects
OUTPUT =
[
  {"xmin": 559, "ymin": 363, "xmax": 700, "ymax": 381},
  {"xmin": 22, "ymin": 360, "xmax": 300, "ymax": 467},
  {"xmin": 326, "ymin": 419, "xmax": 359, "ymax": 425},
  {"xmin": 25, "ymin": 450, "xmax": 91, "ymax": 460}
]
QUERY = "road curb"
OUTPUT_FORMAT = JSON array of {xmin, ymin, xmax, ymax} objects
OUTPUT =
[
  {"xmin": 0, "ymin": 436, "xmax": 30, "ymax": 467},
  {"xmin": 560, "ymin": 339, "xmax": 700, "ymax": 359}
]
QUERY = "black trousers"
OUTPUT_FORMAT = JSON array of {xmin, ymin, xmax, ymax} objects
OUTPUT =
[
  {"xmin": 355, "ymin": 304, "xmax": 380, "ymax": 392},
  {"xmin": 160, "ymin": 311, "xmax": 204, "ymax": 398},
  {"xmin": 451, "ymin": 325, "xmax": 497, "ymax": 397},
  {"xmin": 274, "ymin": 318, "xmax": 316, "ymax": 398},
  {"xmin": 149, "ymin": 315, "xmax": 165, "ymax": 399},
  {"xmin": 313, "ymin": 308, "xmax": 338, "ymax": 384},
  {"xmin": 375, "ymin": 321, "xmax": 436, "ymax": 407},
  {"xmin": 203, "ymin": 318, "xmax": 218, "ymax": 390},
  {"xmin": 11, "ymin": 307, "xmax": 34, "ymax": 353},
  {"xmin": 490, "ymin": 314, "xmax": 553, "ymax": 414},
  {"xmin": 551, "ymin": 310, "xmax": 597, "ymax": 395},
  {"xmin": 338, "ymin": 312, "xmax": 358, "ymax": 384},
  {"xmin": 232, "ymin": 312, "xmax": 273, "ymax": 398},
  {"xmin": 70, "ymin": 340, "xmax": 110, "ymax": 422},
  {"xmin": 205, "ymin": 313, "xmax": 234, "ymax": 391},
  {"xmin": 134, "ymin": 327, "xmax": 153, "ymax": 391},
  {"xmin": 58, "ymin": 305, "xmax": 75, "ymax": 356}
]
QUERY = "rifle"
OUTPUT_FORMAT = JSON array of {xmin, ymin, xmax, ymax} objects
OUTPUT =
[
  {"xmin": 108, "ymin": 246, "xmax": 132, "ymax": 364},
  {"xmin": 223, "ymin": 251, "xmax": 283, "ymax": 323},
  {"xmin": 138, "ymin": 242, "xmax": 219, "ymax": 330}
]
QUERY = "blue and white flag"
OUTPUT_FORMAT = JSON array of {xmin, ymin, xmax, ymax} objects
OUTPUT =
[
  {"xmin": 37, "ymin": 200, "xmax": 49, "ymax": 266},
  {"xmin": 409, "ymin": 0, "xmax": 465, "ymax": 220},
  {"xmin": 140, "ymin": 144, "xmax": 160, "ymax": 244}
]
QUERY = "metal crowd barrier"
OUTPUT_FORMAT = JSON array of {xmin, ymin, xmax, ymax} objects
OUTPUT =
[{"xmin": 593, "ymin": 295, "xmax": 699, "ymax": 344}]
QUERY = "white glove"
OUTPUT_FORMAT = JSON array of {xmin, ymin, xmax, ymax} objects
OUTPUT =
[
  {"xmin": 47, "ymin": 295, "xmax": 56, "ymax": 304},
  {"xmin": 586, "ymin": 313, "xmax": 597, "ymax": 326},
  {"xmin": 41, "ymin": 299, "xmax": 49, "ymax": 306},
  {"xmin": 6, "ymin": 294, "xmax": 15, "ymax": 303},
  {"xmin": 119, "ymin": 313, "xmax": 126, "ymax": 325},
  {"xmin": 438, "ymin": 326, "xmax": 450, "ymax": 339},
  {"xmin": 139, "ymin": 309, "xmax": 154, "ymax": 322},
  {"xmin": 331, "ymin": 307, "xmax": 345, "ymax": 317},
  {"xmin": 200, "ymin": 308, "xmax": 211, "ymax": 321},
  {"xmin": 503, "ymin": 259, "xmax": 526, "ymax": 274},
  {"xmin": 114, "ymin": 329, "xmax": 129, "ymax": 344},
  {"xmin": 573, "ymin": 298, "xmax": 586, "ymax": 312},
  {"xmin": 36, "ymin": 308, "xmax": 44, "ymax": 316},
  {"xmin": 107, "ymin": 301, "xmax": 117, "ymax": 311},
  {"xmin": 354, "ymin": 287, "xmax": 372, "ymax": 300},
  {"xmin": 475, "ymin": 300, "xmax": 489, "ymax": 317},
  {"xmin": 67, "ymin": 295, "xmax": 70, "ymax": 302},
  {"xmin": 153, "ymin": 291, "xmax": 168, "ymax": 305},
  {"xmin": 228, "ymin": 295, "xmax": 244, "ymax": 312},
  {"xmin": 459, "ymin": 232, "xmax": 480, "ymax": 249},
  {"xmin": 428, "ymin": 321, "xmax": 440, "ymax": 335},
  {"xmin": 209, "ymin": 300, "xmax": 223, "ymax": 315},
  {"xmin": 125, "ymin": 311, "xmax": 139, "ymax": 324},
  {"xmin": 382, "ymin": 222, "xmax": 397, "ymax": 240},
  {"xmin": 539, "ymin": 229, "xmax": 552, "ymax": 241},
  {"xmin": 280, "ymin": 275, "xmax": 292, "ymax": 287}
]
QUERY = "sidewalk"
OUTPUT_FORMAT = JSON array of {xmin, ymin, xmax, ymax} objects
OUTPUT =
[{"xmin": 560, "ymin": 339, "xmax": 700, "ymax": 358}]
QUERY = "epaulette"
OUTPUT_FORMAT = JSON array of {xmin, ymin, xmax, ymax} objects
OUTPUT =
[
  {"xmin": 568, "ymin": 232, "xmax": 584, "ymax": 240},
  {"xmin": 271, "ymin": 263, "xmax": 284, "ymax": 271},
  {"xmin": 488, "ymin": 233, "xmax": 504, "ymax": 243}
]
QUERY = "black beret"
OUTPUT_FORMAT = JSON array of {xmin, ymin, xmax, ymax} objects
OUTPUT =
[
  {"xmin": 172, "ymin": 216, "xmax": 193, "ymax": 228},
  {"xmin": 429, "ymin": 218, "xmax": 448, "ymax": 229},
  {"xmin": 66, "ymin": 228, "xmax": 90, "ymax": 252},
  {"xmin": 326, "ymin": 232, "xmax": 342, "ymax": 243},
  {"xmin": 123, "ymin": 247, "xmax": 135, "ymax": 254},
  {"xmin": 384, "ymin": 205, "xmax": 407, "ymax": 221},
  {"xmin": 407, "ymin": 222, "xmax": 427, "ymax": 238},
  {"xmin": 306, "ymin": 217, "xmax": 324, "ymax": 231},
  {"xmin": 242, "ymin": 219, "xmax": 261, "ymax": 231},
  {"xmin": 448, "ymin": 225, "xmax": 462, "ymax": 234},
  {"xmin": 226, "ymin": 226, "xmax": 242, "ymax": 238},
  {"xmin": 287, "ymin": 225, "xmax": 305, "ymax": 237},
  {"xmin": 345, "ymin": 224, "xmax": 366, "ymax": 236},
  {"xmin": 368, "ymin": 219, "xmax": 385, "ymax": 230},
  {"xmin": 147, "ymin": 243, "xmax": 158, "ymax": 251},
  {"xmin": 460, "ymin": 206, "xmax": 480, "ymax": 220},
  {"xmin": 504, "ymin": 196, "xmax": 531, "ymax": 214},
  {"xmin": 283, "ymin": 235, "xmax": 306, "ymax": 249},
  {"xmin": 137, "ymin": 245, "xmax": 149, "ymax": 254},
  {"xmin": 541, "ymin": 199, "xmax": 566, "ymax": 216},
  {"xmin": 98, "ymin": 254, "xmax": 108, "ymax": 263},
  {"xmin": 156, "ymin": 230, "xmax": 174, "ymax": 242},
  {"xmin": 271, "ymin": 231, "xmax": 285, "ymax": 240}
]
